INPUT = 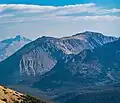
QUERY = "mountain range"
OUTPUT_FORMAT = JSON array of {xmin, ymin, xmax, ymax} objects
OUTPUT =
[
  {"xmin": 0, "ymin": 31, "xmax": 120, "ymax": 103},
  {"xmin": 32, "ymin": 37, "xmax": 120, "ymax": 102},
  {"xmin": 0, "ymin": 31, "xmax": 117, "ymax": 84},
  {"xmin": 34, "ymin": 38, "xmax": 120, "ymax": 90},
  {"xmin": 0, "ymin": 35, "xmax": 31, "ymax": 62}
]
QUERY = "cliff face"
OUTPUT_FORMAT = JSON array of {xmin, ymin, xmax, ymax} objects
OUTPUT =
[{"xmin": 20, "ymin": 47, "xmax": 56, "ymax": 76}]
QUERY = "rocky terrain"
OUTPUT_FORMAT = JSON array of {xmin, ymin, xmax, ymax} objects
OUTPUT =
[
  {"xmin": 33, "ymin": 38, "xmax": 120, "ymax": 91},
  {"xmin": 0, "ymin": 31, "xmax": 120, "ymax": 103},
  {"xmin": 0, "ymin": 31, "xmax": 118, "ymax": 85}
]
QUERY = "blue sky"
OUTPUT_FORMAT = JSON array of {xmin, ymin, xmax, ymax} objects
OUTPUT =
[
  {"xmin": 0, "ymin": 0, "xmax": 120, "ymax": 40},
  {"xmin": 0, "ymin": 0, "xmax": 120, "ymax": 7}
]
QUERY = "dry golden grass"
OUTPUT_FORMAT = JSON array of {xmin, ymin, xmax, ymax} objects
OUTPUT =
[{"xmin": 0, "ymin": 85, "xmax": 24, "ymax": 103}]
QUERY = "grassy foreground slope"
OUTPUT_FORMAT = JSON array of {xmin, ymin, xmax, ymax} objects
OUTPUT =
[{"xmin": 0, "ymin": 85, "xmax": 49, "ymax": 103}]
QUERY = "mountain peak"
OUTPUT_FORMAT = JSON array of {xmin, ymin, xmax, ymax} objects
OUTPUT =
[
  {"xmin": 73, "ymin": 31, "xmax": 103, "ymax": 37},
  {"xmin": 35, "ymin": 36, "xmax": 58, "ymax": 44},
  {"xmin": 14, "ymin": 35, "xmax": 31, "ymax": 42},
  {"xmin": 15, "ymin": 34, "xmax": 23, "ymax": 39},
  {"xmin": 84, "ymin": 31, "xmax": 101, "ymax": 34},
  {"xmin": 1, "ymin": 35, "xmax": 31, "ymax": 44},
  {"xmin": 14, "ymin": 35, "xmax": 25, "ymax": 41}
]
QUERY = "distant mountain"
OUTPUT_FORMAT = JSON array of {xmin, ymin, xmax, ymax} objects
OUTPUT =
[
  {"xmin": 33, "ymin": 38, "xmax": 120, "ymax": 90},
  {"xmin": 0, "ymin": 35, "xmax": 31, "ymax": 62},
  {"xmin": 0, "ymin": 31, "xmax": 117, "ymax": 84}
]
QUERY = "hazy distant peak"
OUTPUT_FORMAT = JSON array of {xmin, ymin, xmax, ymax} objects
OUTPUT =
[
  {"xmin": 1, "ymin": 35, "xmax": 31, "ymax": 44},
  {"xmin": 14, "ymin": 35, "xmax": 23, "ymax": 40},
  {"xmin": 14, "ymin": 35, "xmax": 31, "ymax": 42},
  {"xmin": 0, "ymin": 35, "xmax": 31, "ymax": 62}
]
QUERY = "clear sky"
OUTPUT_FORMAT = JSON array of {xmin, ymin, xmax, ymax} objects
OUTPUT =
[{"xmin": 0, "ymin": 0, "xmax": 120, "ymax": 40}]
